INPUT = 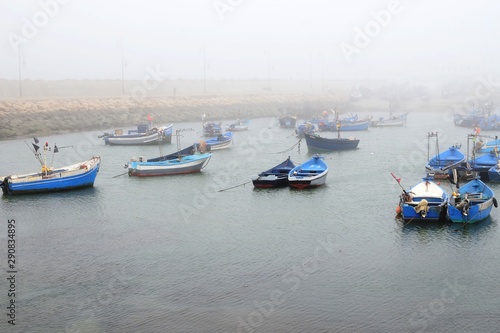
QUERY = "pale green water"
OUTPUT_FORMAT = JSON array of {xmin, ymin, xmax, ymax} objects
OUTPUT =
[{"xmin": 1, "ymin": 114, "xmax": 499, "ymax": 333}]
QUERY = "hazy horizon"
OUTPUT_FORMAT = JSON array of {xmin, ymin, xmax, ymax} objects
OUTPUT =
[{"xmin": 3, "ymin": 0, "xmax": 500, "ymax": 83}]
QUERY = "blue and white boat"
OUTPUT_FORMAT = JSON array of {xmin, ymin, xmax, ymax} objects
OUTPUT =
[
  {"xmin": 488, "ymin": 161, "xmax": 500, "ymax": 182},
  {"xmin": 425, "ymin": 145, "xmax": 466, "ymax": 178},
  {"xmin": 288, "ymin": 155, "xmax": 328, "ymax": 189},
  {"xmin": 204, "ymin": 132, "xmax": 233, "ymax": 150},
  {"xmin": 226, "ymin": 119, "xmax": 250, "ymax": 131},
  {"xmin": 318, "ymin": 115, "xmax": 370, "ymax": 132},
  {"xmin": 128, "ymin": 153, "xmax": 211, "ymax": 177},
  {"xmin": 474, "ymin": 137, "xmax": 500, "ymax": 154},
  {"xmin": 203, "ymin": 121, "xmax": 223, "ymax": 137},
  {"xmin": 296, "ymin": 122, "xmax": 316, "ymax": 138},
  {"xmin": 468, "ymin": 150, "xmax": 498, "ymax": 180},
  {"xmin": 101, "ymin": 124, "xmax": 172, "ymax": 145},
  {"xmin": 398, "ymin": 176, "xmax": 449, "ymax": 222},
  {"xmin": 425, "ymin": 133, "xmax": 465, "ymax": 178},
  {"xmin": 1, "ymin": 151, "xmax": 100, "ymax": 195},
  {"xmin": 447, "ymin": 178, "xmax": 497, "ymax": 223}
]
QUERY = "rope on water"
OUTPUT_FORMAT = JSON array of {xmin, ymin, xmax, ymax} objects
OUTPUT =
[
  {"xmin": 272, "ymin": 139, "xmax": 301, "ymax": 154},
  {"xmin": 218, "ymin": 180, "xmax": 252, "ymax": 192}
]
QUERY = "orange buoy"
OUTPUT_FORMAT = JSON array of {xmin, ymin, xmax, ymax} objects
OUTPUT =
[{"xmin": 395, "ymin": 205, "xmax": 402, "ymax": 215}]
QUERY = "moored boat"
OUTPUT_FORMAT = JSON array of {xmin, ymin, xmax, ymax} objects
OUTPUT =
[
  {"xmin": 296, "ymin": 122, "xmax": 316, "ymax": 138},
  {"xmin": 288, "ymin": 155, "xmax": 328, "ymax": 189},
  {"xmin": 425, "ymin": 132, "xmax": 465, "ymax": 178},
  {"xmin": 318, "ymin": 114, "xmax": 370, "ymax": 131},
  {"xmin": 303, "ymin": 132, "xmax": 359, "ymax": 151},
  {"xmin": 127, "ymin": 128, "xmax": 213, "ymax": 177},
  {"xmin": 252, "ymin": 157, "xmax": 296, "ymax": 188},
  {"xmin": 488, "ymin": 161, "xmax": 500, "ymax": 182},
  {"xmin": 447, "ymin": 178, "xmax": 497, "ymax": 223},
  {"xmin": 1, "ymin": 139, "xmax": 101, "ymax": 195},
  {"xmin": 468, "ymin": 150, "xmax": 498, "ymax": 180},
  {"xmin": 127, "ymin": 153, "xmax": 212, "ymax": 177},
  {"xmin": 226, "ymin": 119, "xmax": 250, "ymax": 131},
  {"xmin": 278, "ymin": 115, "xmax": 297, "ymax": 128},
  {"xmin": 204, "ymin": 132, "xmax": 233, "ymax": 150},
  {"xmin": 370, "ymin": 112, "xmax": 408, "ymax": 127},
  {"xmin": 101, "ymin": 124, "xmax": 172, "ymax": 145},
  {"xmin": 397, "ymin": 176, "xmax": 448, "ymax": 222},
  {"xmin": 203, "ymin": 121, "xmax": 223, "ymax": 137}
]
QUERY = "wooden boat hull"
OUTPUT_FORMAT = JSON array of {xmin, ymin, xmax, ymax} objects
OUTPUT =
[
  {"xmin": 1, "ymin": 157, "xmax": 101, "ymax": 195},
  {"xmin": 370, "ymin": 119, "xmax": 406, "ymax": 127},
  {"xmin": 252, "ymin": 175, "xmax": 289, "ymax": 188},
  {"xmin": 304, "ymin": 133, "xmax": 359, "ymax": 151},
  {"xmin": 399, "ymin": 179, "xmax": 448, "ymax": 222},
  {"xmin": 278, "ymin": 116, "xmax": 297, "ymax": 128},
  {"xmin": 425, "ymin": 145, "xmax": 465, "ymax": 176},
  {"xmin": 205, "ymin": 132, "xmax": 233, "ymax": 151},
  {"xmin": 488, "ymin": 165, "xmax": 500, "ymax": 182},
  {"xmin": 370, "ymin": 113, "xmax": 408, "ymax": 127},
  {"xmin": 128, "ymin": 154, "xmax": 212, "ymax": 177},
  {"xmin": 288, "ymin": 155, "xmax": 328, "ymax": 189},
  {"xmin": 469, "ymin": 152, "xmax": 498, "ymax": 180},
  {"xmin": 318, "ymin": 120, "xmax": 369, "ymax": 131},
  {"xmin": 203, "ymin": 122, "xmax": 223, "ymax": 137},
  {"xmin": 253, "ymin": 157, "xmax": 296, "ymax": 189},
  {"xmin": 105, "ymin": 125, "xmax": 172, "ymax": 145},
  {"xmin": 226, "ymin": 120, "xmax": 250, "ymax": 131},
  {"xmin": 447, "ymin": 178, "xmax": 496, "ymax": 223}
]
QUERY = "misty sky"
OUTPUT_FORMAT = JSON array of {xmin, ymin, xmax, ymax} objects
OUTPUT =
[{"xmin": 2, "ymin": 0, "xmax": 499, "ymax": 82}]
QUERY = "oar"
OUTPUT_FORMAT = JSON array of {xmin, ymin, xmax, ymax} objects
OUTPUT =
[{"xmin": 218, "ymin": 180, "xmax": 252, "ymax": 192}]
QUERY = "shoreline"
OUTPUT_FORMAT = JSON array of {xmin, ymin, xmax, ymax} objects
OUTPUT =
[
  {"xmin": 0, "ymin": 91, "xmax": 466, "ymax": 140},
  {"xmin": 0, "ymin": 93, "xmax": 345, "ymax": 140}
]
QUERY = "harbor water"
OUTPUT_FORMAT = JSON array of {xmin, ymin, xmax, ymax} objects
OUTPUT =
[{"xmin": 1, "ymin": 111, "xmax": 500, "ymax": 333}]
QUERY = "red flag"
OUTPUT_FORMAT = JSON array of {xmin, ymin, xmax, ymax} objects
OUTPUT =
[
  {"xmin": 147, "ymin": 114, "xmax": 153, "ymax": 121},
  {"xmin": 390, "ymin": 173, "xmax": 401, "ymax": 183}
]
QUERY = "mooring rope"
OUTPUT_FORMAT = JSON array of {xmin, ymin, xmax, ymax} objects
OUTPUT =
[
  {"xmin": 272, "ymin": 139, "xmax": 301, "ymax": 154},
  {"xmin": 218, "ymin": 180, "xmax": 252, "ymax": 192}
]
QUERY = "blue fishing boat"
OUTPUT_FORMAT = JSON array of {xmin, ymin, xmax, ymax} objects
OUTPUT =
[
  {"xmin": 204, "ymin": 132, "xmax": 233, "ymax": 150},
  {"xmin": 303, "ymin": 132, "xmax": 359, "ymax": 151},
  {"xmin": 296, "ymin": 122, "xmax": 316, "ymax": 138},
  {"xmin": 468, "ymin": 150, "xmax": 498, "ymax": 180},
  {"xmin": 425, "ymin": 145, "xmax": 465, "ymax": 177},
  {"xmin": 425, "ymin": 132, "xmax": 465, "ymax": 178},
  {"xmin": 1, "ymin": 139, "xmax": 101, "ymax": 195},
  {"xmin": 128, "ymin": 153, "xmax": 211, "ymax": 177},
  {"xmin": 318, "ymin": 117, "xmax": 370, "ymax": 131},
  {"xmin": 474, "ymin": 137, "xmax": 500, "ymax": 154},
  {"xmin": 278, "ymin": 115, "xmax": 297, "ymax": 128},
  {"xmin": 203, "ymin": 121, "xmax": 223, "ymax": 137},
  {"xmin": 127, "ymin": 128, "xmax": 213, "ymax": 177},
  {"xmin": 397, "ymin": 176, "xmax": 448, "ymax": 222},
  {"xmin": 447, "ymin": 178, "xmax": 497, "ymax": 223},
  {"xmin": 453, "ymin": 102, "xmax": 494, "ymax": 128},
  {"xmin": 488, "ymin": 161, "xmax": 500, "ymax": 182},
  {"xmin": 288, "ymin": 155, "xmax": 328, "ymax": 189},
  {"xmin": 252, "ymin": 157, "xmax": 296, "ymax": 188}
]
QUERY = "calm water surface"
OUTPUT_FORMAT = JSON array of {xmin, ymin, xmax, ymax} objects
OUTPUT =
[{"xmin": 1, "ymin": 112, "xmax": 500, "ymax": 333}]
